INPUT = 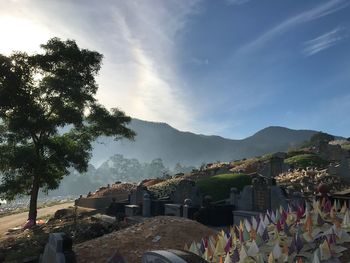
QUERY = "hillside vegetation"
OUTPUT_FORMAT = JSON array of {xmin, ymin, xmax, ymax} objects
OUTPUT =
[
  {"xmin": 197, "ymin": 173, "xmax": 251, "ymax": 201},
  {"xmin": 284, "ymin": 153, "xmax": 329, "ymax": 169},
  {"xmin": 91, "ymin": 120, "xmax": 318, "ymax": 167}
]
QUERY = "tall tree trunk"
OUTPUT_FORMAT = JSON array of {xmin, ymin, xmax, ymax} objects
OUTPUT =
[{"xmin": 28, "ymin": 176, "xmax": 39, "ymax": 223}]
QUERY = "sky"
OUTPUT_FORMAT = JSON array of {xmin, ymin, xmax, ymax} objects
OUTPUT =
[{"xmin": 0, "ymin": 0, "xmax": 349, "ymax": 139}]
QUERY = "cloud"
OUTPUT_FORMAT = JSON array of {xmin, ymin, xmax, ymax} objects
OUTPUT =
[
  {"xmin": 238, "ymin": 0, "xmax": 349, "ymax": 54},
  {"xmin": 225, "ymin": 0, "xmax": 252, "ymax": 5},
  {"xmin": 303, "ymin": 27, "xmax": 348, "ymax": 56},
  {"xmin": 0, "ymin": 0, "xmax": 202, "ymax": 132}
]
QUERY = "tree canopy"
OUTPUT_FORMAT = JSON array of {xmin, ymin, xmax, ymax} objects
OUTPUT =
[
  {"xmin": 0, "ymin": 38, "xmax": 135, "ymax": 221},
  {"xmin": 302, "ymin": 132, "xmax": 335, "ymax": 148}
]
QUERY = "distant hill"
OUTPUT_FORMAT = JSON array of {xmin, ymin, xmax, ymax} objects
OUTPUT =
[{"xmin": 90, "ymin": 119, "xmax": 318, "ymax": 167}]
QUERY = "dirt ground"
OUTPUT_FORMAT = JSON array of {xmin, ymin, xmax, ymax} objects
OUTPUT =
[
  {"xmin": 74, "ymin": 216, "xmax": 216, "ymax": 263},
  {"xmin": 0, "ymin": 206, "xmax": 122, "ymax": 262},
  {"xmin": 0, "ymin": 202, "xmax": 74, "ymax": 238}
]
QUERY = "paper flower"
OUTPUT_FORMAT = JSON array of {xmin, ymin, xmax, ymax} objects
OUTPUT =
[
  {"xmin": 319, "ymin": 239, "xmax": 331, "ymax": 261},
  {"xmin": 232, "ymin": 247, "xmax": 240, "ymax": 263},
  {"xmin": 341, "ymin": 209, "xmax": 350, "ymax": 228},
  {"xmin": 272, "ymin": 242, "xmax": 282, "ymax": 259},
  {"xmin": 224, "ymin": 252, "xmax": 233, "ymax": 263},
  {"xmin": 239, "ymin": 244, "xmax": 248, "ymax": 262},
  {"xmin": 268, "ymin": 251, "xmax": 274, "ymax": 263},
  {"xmin": 247, "ymin": 240, "xmax": 259, "ymax": 257}
]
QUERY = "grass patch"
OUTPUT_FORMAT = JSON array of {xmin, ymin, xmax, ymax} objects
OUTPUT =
[
  {"xmin": 197, "ymin": 173, "xmax": 251, "ymax": 201},
  {"xmin": 284, "ymin": 153, "xmax": 329, "ymax": 169},
  {"xmin": 341, "ymin": 144, "xmax": 350, "ymax": 151}
]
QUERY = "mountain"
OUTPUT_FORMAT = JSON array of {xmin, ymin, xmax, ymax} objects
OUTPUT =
[{"xmin": 90, "ymin": 119, "xmax": 318, "ymax": 167}]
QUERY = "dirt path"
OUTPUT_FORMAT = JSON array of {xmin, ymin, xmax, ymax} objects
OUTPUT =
[{"xmin": 0, "ymin": 202, "xmax": 74, "ymax": 237}]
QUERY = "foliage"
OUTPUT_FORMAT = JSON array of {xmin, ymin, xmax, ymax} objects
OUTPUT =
[
  {"xmin": 286, "ymin": 149, "xmax": 311, "ymax": 158},
  {"xmin": 0, "ymin": 38, "xmax": 135, "ymax": 220},
  {"xmin": 302, "ymin": 132, "xmax": 334, "ymax": 148},
  {"xmin": 284, "ymin": 154, "xmax": 329, "ymax": 169},
  {"xmin": 341, "ymin": 144, "xmax": 350, "ymax": 151},
  {"xmin": 197, "ymin": 173, "xmax": 251, "ymax": 201},
  {"xmin": 173, "ymin": 163, "xmax": 196, "ymax": 175},
  {"xmin": 96, "ymin": 155, "xmax": 169, "ymax": 183},
  {"xmin": 51, "ymin": 156, "xmax": 195, "ymax": 196}
]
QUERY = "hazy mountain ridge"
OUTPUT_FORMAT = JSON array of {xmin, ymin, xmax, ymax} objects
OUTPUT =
[{"xmin": 91, "ymin": 119, "xmax": 319, "ymax": 167}]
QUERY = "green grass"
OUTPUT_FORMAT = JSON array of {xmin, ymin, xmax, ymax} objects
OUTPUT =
[
  {"xmin": 341, "ymin": 144, "xmax": 350, "ymax": 151},
  {"xmin": 284, "ymin": 153, "xmax": 329, "ymax": 169},
  {"xmin": 197, "ymin": 173, "xmax": 251, "ymax": 201}
]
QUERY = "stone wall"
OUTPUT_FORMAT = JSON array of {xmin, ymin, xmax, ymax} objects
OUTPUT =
[{"xmin": 75, "ymin": 197, "xmax": 114, "ymax": 209}]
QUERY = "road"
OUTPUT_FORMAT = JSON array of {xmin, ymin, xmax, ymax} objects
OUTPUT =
[{"xmin": 0, "ymin": 202, "xmax": 74, "ymax": 237}]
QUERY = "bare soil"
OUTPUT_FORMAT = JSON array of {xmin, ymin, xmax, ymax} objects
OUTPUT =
[
  {"xmin": 0, "ymin": 202, "xmax": 74, "ymax": 238},
  {"xmin": 74, "ymin": 216, "xmax": 216, "ymax": 263}
]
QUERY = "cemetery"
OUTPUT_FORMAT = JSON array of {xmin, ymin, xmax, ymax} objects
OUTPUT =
[
  {"xmin": 1, "ymin": 2, "xmax": 350, "ymax": 261},
  {"xmin": 2, "ymin": 143, "xmax": 350, "ymax": 262},
  {"xmin": 71, "ymin": 144, "xmax": 350, "ymax": 262}
]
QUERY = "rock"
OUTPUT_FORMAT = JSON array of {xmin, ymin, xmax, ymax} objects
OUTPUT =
[
  {"xmin": 54, "ymin": 208, "xmax": 75, "ymax": 220},
  {"xmin": 152, "ymin": 235, "xmax": 161, "ymax": 243}
]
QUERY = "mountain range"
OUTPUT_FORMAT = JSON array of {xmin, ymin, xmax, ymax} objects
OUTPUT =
[{"xmin": 91, "ymin": 119, "xmax": 318, "ymax": 168}]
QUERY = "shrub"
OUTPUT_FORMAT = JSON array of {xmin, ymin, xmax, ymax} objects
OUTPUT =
[{"xmin": 197, "ymin": 173, "xmax": 251, "ymax": 201}]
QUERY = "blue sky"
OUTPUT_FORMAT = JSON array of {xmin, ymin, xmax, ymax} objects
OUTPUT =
[{"xmin": 0, "ymin": 0, "xmax": 349, "ymax": 139}]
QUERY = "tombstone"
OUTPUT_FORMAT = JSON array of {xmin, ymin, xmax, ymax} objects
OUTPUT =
[
  {"xmin": 124, "ymin": 205, "xmax": 140, "ymax": 217},
  {"xmin": 270, "ymin": 185, "xmax": 288, "ymax": 210},
  {"xmin": 149, "ymin": 197, "xmax": 170, "ymax": 216},
  {"xmin": 183, "ymin": 199, "xmax": 192, "ymax": 219},
  {"xmin": 230, "ymin": 187, "xmax": 239, "ymax": 207},
  {"xmin": 39, "ymin": 233, "xmax": 76, "ymax": 263},
  {"xmin": 164, "ymin": 204, "xmax": 183, "ymax": 217},
  {"xmin": 106, "ymin": 198, "xmax": 128, "ymax": 218},
  {"xmin": 130, "ymin": 185, "xmax": 147, "ymax": 206},
  {"xmin": 252, "ymin": 177, "xmax": 271, "ymax": 212},
  {"xmin": 234, "ymin": 185, "xmax": 253, "ymax": 210},
  {"xmin": 143, "ymin": 192, "xmax": 151, "ymax": 217},
  {"xmin": 232, "ymin": 175, "xmax": 287, "ymax": 224},
  {"xmin": 269, "ymin": 154, "xmax": 286, "ymax": 178},
  {"xmin": 169, "ymin": 180, "xmax": 201, "ymax": 206}
]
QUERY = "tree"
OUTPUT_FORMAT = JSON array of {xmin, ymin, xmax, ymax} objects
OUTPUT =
[
  {"xmin": 0, "ymin": 38, "xmax": 135, "ymax": 223},
  {"xmin": 145, "ymin": 158, "xmax": 168, "ymax": 179},
  {"xmin": 302, "ymin": 132, "xmax": 335, "ymax": 148}
]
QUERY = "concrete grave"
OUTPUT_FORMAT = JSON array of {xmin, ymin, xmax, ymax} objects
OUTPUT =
[
  {"xmin": 130, "ymin": 185, "xmax": 148, "ymax": 206},
  {"xmin": 150, "ymin": 199, "xmax": 169, "ymax": 216},
  {"xmin": 39, "ymin": 233, "xmax": 76, "ymax": 263},
  {"xmin": 252, "ymin": 177, "xmax": 271, "ymax": 211},
  {"xmin": 169, "ymin": 180, "xmax": 201, "ymax": 207},
  {"xmin": 164, "ymin": 204, "xmax": 183, "ymax": 217},
  {"xmin": 231, "ymin": 175, "xmax": 287, "ymax": 224},
  {"xmin": 124, "ymin": 205, "xmax": 140, "ymax": 217},
  {"xmin": 233, "ymin": 185, "xmax": 253, "ymax": 211},
  {"xmin": 142, "ymin": 192, "xmax": 151, "ymax": 217}
]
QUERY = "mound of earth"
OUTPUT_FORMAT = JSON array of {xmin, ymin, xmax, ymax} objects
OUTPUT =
[
  {"xmin": 276, "ymin": 168, "xmax": 350, "ymax": 194},
  {"xmin": 229, "ymin": 158, "xmax": 266, "ymax": 174},
  {"xmin": 148, "ymin": 177, "xmax": 185, "ymax": 199},
  {"xmin": 140, "ymin": 178, "xmax": 165, "ymax": 187},
  {"xmin": 88, "ymin": 182, "xmax": 136, "ymax": 198},
  {"xmin": 0, "ymin": 207, "xmax": 127, "ymax": 262},
  {"xmin": 74, "ymin": 216, "xmax": 216, "ymax": 262}
]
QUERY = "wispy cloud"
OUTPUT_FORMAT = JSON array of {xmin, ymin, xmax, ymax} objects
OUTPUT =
[
  {"xmin": 225, "ymin": 0, "xmax": 252, "ymax": 5},
  {"xmin": 303, "ymin": 27, "xmax": 348, "ymax": 56},
  {"xmin": 238, "ymin": 0, "xmax": 349, "ymax": 54},
  {"xmin": 0, "ymin": 0, "xmax": 202, "ymax": 132}
]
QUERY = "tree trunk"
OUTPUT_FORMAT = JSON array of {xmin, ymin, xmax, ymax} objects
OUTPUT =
[{"xmin": 28, "ymin": 177, "xmax": 39, "ymax": 223}]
